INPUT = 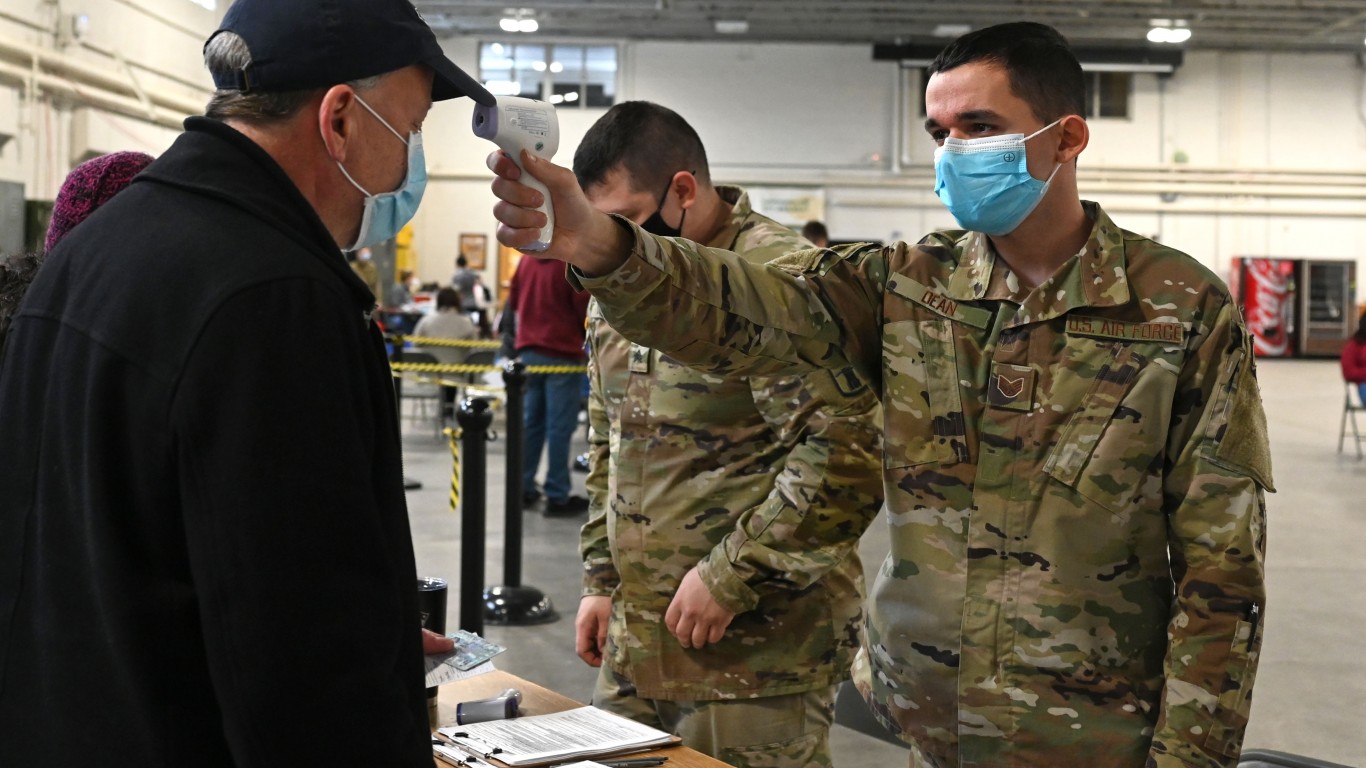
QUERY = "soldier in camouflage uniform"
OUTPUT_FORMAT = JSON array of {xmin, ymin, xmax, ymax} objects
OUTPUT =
[
  {"xmin": 570, "ymin": 102, "xmax": 884, "ymax": 768},
  {"xmin": 487, "ymin": 22, "xmax": 1273, "ymax": 768}
]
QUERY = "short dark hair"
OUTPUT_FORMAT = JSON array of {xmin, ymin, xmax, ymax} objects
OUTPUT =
[
  {"xmin": 928, "ymin": 22, "xmax": 1085, "ymax": 124},
  {"xmin": 801, "ymin": 220, "xmax": 828, "ymax": 242},
  {"xmin": 436, "ymin": 287, "xmax": 463, "ymax": 311},
  {"xmin": 456, "ymin": 255, "xmax": 467, "ymax": 268},
  {"xmin": 573, "ymin": 101, "xmax": 710, "ymax": 194}
]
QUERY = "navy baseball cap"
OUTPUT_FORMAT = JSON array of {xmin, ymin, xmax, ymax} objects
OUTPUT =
[{"xmin": 207, "ymin": 0, "xmax": 494, "ymax": 105}]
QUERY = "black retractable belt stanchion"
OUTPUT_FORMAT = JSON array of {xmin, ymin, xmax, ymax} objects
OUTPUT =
[
  {"xmin": 389, "ymin": 333, "xmax": 421, "ymax": 490},
  {"xmin": 457, "ymin": 397, "xmax": 493, "ymax": 636},
  {"xmin": 482, "ymin": 360, "xmax": 557, "ymax": 625},
  {"xmin": 389, "ymin": 333, "xmax": 403, "ymax": 404}
]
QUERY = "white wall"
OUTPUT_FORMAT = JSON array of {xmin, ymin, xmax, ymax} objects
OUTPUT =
[
  {"xmin": 414, "ymin": 40, "xmax": 1366, "ymax": 295},
  {"xmin": 5, "ymin": 5, "xmax": 1366, "ymax": 292},
  {"xmin": 414, "ymin": 38, "xmax": 901, "ymax": 290},
  {"xmin": 0, "ymin": 0, "xmax": 222, "ymax": 202}
]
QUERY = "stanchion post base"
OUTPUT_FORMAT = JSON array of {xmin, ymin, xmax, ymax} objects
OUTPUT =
[{"xmin": 482, "ymin": 585, "xmax": 558, "ymax": 625}]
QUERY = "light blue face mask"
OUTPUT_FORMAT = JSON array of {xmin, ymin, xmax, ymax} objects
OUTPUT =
[
  {"xmin": 336, "ymin": 94, "xmax": 427, "ymax": 251},
  {"xmin": 933, "ymin": 118, "xmax": 1063, "ymax": 236}
]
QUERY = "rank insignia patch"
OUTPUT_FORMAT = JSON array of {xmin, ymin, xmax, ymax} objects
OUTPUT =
[{"xmin": 989, "ymin": 363, "xmax": 1035, "ymax": 412}]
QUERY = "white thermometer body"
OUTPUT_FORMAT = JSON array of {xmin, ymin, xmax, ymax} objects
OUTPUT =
[{"xmin": 472, "ymin": 96, "xmax": 560, "ymax": 251}]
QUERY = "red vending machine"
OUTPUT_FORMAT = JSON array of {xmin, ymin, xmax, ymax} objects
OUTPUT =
[{"xmin": 1230, "ymin": 257, "xmax": 1357, "ymax": 358}]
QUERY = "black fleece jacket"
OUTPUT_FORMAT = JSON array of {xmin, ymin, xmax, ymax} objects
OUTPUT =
[{"xmin": 0, "ymin": 118, "xmax": 431, "ymax": 767}]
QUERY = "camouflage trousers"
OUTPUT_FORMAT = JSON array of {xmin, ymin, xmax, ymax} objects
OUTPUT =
[{"xmin": 592, "ymin": 664, "xmax": 837, "ymax": 768}]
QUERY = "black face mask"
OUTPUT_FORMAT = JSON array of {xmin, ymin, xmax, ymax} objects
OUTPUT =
[{"xmin": 640, "ymin": 177, "xmax": 686, "ymax": 238}]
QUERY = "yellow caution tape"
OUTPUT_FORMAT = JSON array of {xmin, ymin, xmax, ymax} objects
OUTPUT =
[
  {"xmin": 390, "ymin": 362, "xmax": 585, "ymax": 375},
  {"xmin": 443, "ymin": 426, "xmax": 461, "ymax": 513},
  {"xmin": 394, "ymin": 335, "xmax": 502, "ymax": 349}
]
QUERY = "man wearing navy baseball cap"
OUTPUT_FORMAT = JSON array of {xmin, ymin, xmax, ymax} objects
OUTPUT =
[{"xmin": 0, "ymin": 2, "xmax": 489, "ymax": 766}]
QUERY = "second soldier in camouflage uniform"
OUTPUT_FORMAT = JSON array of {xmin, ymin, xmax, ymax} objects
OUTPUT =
[
  {"xmin": 488, "ymin": 23, "xmax": 1273, "ymax": 768},
  {"xmin": 570, "ymin": 102, "xmax": 884, "ymax": 768}
]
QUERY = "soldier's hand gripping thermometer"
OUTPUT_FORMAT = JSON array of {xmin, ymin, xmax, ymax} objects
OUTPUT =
[{"xmin": 472, "ymin": 96, "xmax": 559, "ymax": 251}]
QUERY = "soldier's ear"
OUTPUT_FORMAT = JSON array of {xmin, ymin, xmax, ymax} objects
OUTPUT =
[
  {"xmin": 1055, "ymin": 115, "xmax": 1089, "ymax": 164},
  {"xmin": 673, "ymin": 171, "xmax": 699, "ymax": 210}
]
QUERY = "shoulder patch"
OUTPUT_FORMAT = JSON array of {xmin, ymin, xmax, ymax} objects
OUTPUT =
[{"xmin": 768, "ymin": 243, "xmax": 879, "ymax": 277}]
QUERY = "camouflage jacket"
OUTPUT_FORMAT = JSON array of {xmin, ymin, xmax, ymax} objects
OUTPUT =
[
  {"xmin": 577, "ymin": 203, "xmax": 1272, "ymax": 768},
  {"xmin": 581, "ymin": 187, "xmax": 884, "ymax": 701}
]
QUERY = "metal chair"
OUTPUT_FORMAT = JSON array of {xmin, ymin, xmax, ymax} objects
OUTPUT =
[
  {"xmin": 462, "ymin": 348, "xmax": 498, "ymax": 388},
  {"xmin": 394, "ymin": 349, "xmax": 443, "ymax": 438},
  {"xmin": 1239, "ymin": 748, "xmax": 1354, "ymax": 768},
  {"xmin": 1338, "ymin": 383, "xmax": 1365, "ymax": 459}
]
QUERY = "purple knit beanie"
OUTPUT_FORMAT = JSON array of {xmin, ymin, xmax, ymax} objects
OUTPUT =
[{"xmin": 45, "ymin": 151, "xmax": 155, "ymax": 252}]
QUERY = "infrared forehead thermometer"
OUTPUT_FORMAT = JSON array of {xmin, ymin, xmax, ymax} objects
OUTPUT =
[{"xmin": 472, "ymin": 96, "xmax": 560, "ymax": 251}]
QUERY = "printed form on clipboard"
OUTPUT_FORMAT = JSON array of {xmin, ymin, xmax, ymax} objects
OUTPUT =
[{"xmin": 435, "ymin": 705, "xmax": 681, "ymax": 767}]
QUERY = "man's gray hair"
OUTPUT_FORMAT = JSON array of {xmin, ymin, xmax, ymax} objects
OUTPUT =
[{"xmin": 203, "ymin": 32, "xmax": 382, "ymax": 122}]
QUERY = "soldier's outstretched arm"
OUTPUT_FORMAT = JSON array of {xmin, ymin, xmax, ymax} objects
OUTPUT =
[{"xmin": 487, "ymin": 150, "xmax": 885, "ymax": 386}]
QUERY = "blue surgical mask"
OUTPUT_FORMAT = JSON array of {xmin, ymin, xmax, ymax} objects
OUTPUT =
[
  {"xmin": 933, "ymin": 118, "xmax": 1063, "ymax": 236},
  {"xmin": 336, "ymin": 94, "xmax": 427, "ymax": 251}
]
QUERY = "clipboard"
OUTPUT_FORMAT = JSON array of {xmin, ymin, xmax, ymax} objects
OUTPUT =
[{"xmin": 434, "ymin": 706, "xmax": 682, "ymax": 767}]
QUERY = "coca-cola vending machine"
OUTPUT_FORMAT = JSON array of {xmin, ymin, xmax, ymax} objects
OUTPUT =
[{"xmin": 1230, "ymin": 257, "xmax": 1357, "ymax": 358}]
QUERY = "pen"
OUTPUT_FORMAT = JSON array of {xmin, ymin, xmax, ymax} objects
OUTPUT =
[{"xmin": 597, "ymin": 760, "xmax": 668, "ymax": 768}]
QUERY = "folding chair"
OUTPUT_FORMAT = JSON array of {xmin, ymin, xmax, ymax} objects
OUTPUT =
[
  {"xmin": 1338, "ymin": 383, "xmax": 1365, "ymax": 459},
  {"xmin": 394, "ymin": 349, "xmax": 443, "ymax": 438}
]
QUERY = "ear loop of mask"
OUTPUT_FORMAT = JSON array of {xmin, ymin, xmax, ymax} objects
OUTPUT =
[{"xmin": 336, "ymin": 94, "xmax": 412, "ymax": 197}]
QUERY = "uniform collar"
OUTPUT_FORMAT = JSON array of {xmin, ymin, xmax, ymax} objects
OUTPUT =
[
  {"xmin": 945, "ymin": 201, "xmax": 1132, "ymax": 325},
  {"xmin": 709, "ymin": 185, "xmax": 752, "ymax": 250}
]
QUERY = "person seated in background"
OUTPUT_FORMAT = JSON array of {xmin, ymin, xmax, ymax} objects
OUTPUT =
[
  {"xmin": 800, "ymin": 219, "xmax": 829, "ymax": 248},
  {"xmin": 387, "ymin": 268, "xmax": 417, "ymax": 309},
  {"xmin": 1341, "ymin": 311, "xmax": 1366, "ymax": 404},
  {"xmin": 413, "ymin": 287, "xmax": 478, "ymax": 420}
]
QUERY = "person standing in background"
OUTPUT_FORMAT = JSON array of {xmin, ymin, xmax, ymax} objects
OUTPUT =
[
  {"xmin": 800, "ymin": 219, "xmax": 829, "ymax": 248},
  {"xmin": 451, "ymin": 254, "xmax": 479, "ymax": 306},
  {"xmin": 451, "ymin": 253, "xmax": 492, "ymax": 336},
  {"xmin": 572, "ymin": 101, "xmax": 884, "ymax": 768},
  {"xmin": 349, "ymin": 246, "xmax": 383, "ymax": 303},
  {"xmin": 502, "ymin": 255, "xmax": 591, "ymax": 516},
  {"xmin": 2, "ymin": 151, "xmax": 153, "ymax": 357}
]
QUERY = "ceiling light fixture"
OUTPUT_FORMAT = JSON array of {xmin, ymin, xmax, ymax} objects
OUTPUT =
[
  {"xmin": 932, "ymin": 24, "xmax": 971, "ymax": 38},
  {"xmin": 1147, "ymin": 19, "xmax": 1191, "ymax": 44},
  {"xmin": 714, "ymin": 19, "xmax": 749, "ymax": 35},
  {"xmin": 500, "ymin": 9, "xmax": 539, "ymax": 33}
]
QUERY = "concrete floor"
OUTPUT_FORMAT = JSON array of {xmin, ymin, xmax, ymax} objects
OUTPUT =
[{"xmin": 401, "ymin": 357, "xmax": 1365, "ymax": 767}]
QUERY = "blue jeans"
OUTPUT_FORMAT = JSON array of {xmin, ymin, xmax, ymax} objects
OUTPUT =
[{"xmin": 519, "ymin": 350, "xmax": 583, "ymax": 503}]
